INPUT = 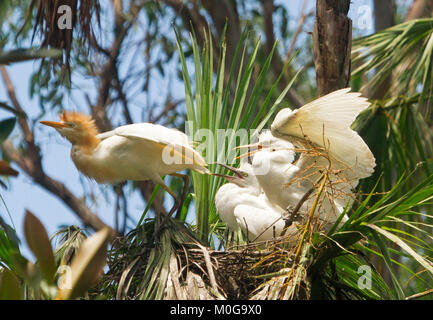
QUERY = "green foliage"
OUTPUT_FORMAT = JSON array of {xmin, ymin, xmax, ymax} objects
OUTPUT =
[
  {"xmin": 307, "ymin": 166, "xmax": 433, "ymax": 299},
  {"xmin": 0, "ymin": 225, "xmax": 20, "ymax": 269},
  {"xmin": 0, "ymin": 117, "xmax": 15, "ymax": 145},
  {"xmin": 0, "ymin": 268, "xmax": 21, "ymax": 299},
  {"xmin": 0, "ymin": 211, "xmax": 111, "ymax": 300},
  {"xmin": 349, "ymin": 19, "xmax": 433, "ymax": 299},
  {"xmin": 24, "ymin": 210, "xmax": 56, "ymax": 284},
  {"xmin": 175, "ymin": 27, "xmax": 300, "ymax": 244},
  {"xmin": 353, "ymin": 18, "xmax": 433, "ymax": 108},
  {"xmin": 52, "ymin": 226, "xmax": 88, "ymax": 266}
]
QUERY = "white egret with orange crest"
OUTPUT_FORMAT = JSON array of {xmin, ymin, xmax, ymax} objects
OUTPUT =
[{"xmin": 41, "ymin": 111, "xmax": 209, "ymax": 217}]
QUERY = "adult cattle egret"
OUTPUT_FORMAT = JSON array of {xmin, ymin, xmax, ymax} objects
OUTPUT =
[
  {"xmin": 214, "ymin": 162, "xmax": 299, "ymax": 243},
  {"xmin": 41, "ymin": 111, "xmax": 208, "ymax": 216}
]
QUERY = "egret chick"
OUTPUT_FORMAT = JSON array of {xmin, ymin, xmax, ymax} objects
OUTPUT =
[
  {"xmin": 238, "ymin": 131, "xmax": 337, "ymax": 229},
  {"xmin": 249, "ymin": 132, "xmax": 345, "ymax": 229},
  {"xmin": 41, "ymin": 111, "xmax": 208, "ymax": 216},
  {"xmin": 248, "ymin": 130, "xmax": 305, "ymax": 209},
  {"xmin": 214, "ymin": 162, "xmax": 298, "ymax": 243},
  {"xmin": 214, "ymin": 162, "xmax": 262, "ymax": 231},
  {"xmin": 270, "ymin": 88, "xmax": 376, "ymax": 223},
  {"xmin": 238, "ymin": 88, "xmax": 376, "ymax": 230},
  {"xmin": 271, "ymin": 88, "xmax": 376, "ymax": 179}
]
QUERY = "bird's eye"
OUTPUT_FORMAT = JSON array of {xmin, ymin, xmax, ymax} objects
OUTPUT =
[
  {"xmin": 242, "ymin": 172, "xmax": 248, "ymax": 178},
  {"xmin": 272, "ymin": 148, "xmax": 276, "ymax": 152},
  {"xmin": 67, "ymin": 122, "xmax": 76, "ymax": 128}
]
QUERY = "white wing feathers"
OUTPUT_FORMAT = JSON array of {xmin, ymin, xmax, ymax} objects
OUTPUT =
[
  {"xmin": 112, "ymin": 123, "xmax": 190, "ymax": 146},
  {"xmin": 97, "ymin": 123, "xmax": 208, "ymax": 171},
  {"xmin": 271, "ymin": 88, "xmax": 375, "ymax": 179}
]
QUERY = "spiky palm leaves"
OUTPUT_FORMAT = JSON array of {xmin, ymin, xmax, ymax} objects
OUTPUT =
[
  {"xmin": 4, "ymin": 19, "xmax": 433, "ymax": 300},
  {"xmin": 95, "ymin": 23, "xmax": 433, "ymax": 300}
]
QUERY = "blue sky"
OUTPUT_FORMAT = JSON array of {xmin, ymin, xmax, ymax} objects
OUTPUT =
[{"xmin": 0, "ymin": 0, "xmax": 383, "ymax": 260}]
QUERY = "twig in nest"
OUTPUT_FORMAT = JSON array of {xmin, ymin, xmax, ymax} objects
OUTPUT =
[
  {"xmin": 197, "ymin": 243, "xmax": 219, "ymax": 294},
  {"xmin": 116, "ymin": 256, "xmax": 140, "ymax": 300},
  {"xmin": 281, "ymin": 186, "xmax": 314, "ymax": 235},
  {"xmin": 280, "ymin": 172, "xmax": 328, "ymax": 297}
]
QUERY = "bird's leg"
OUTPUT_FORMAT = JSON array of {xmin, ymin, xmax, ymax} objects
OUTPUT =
[
  {"xmin": 113, "ymin": 182, "xmax": 127, "ymax": 235},
  {"xmin": 152, "ymin": 173, "xmax": 190, "ymax": 240},
  {"xmin": 159, "ymin": 182, "xmax": 181, "ymax": 218},
  {"xmin": 281, "ymin": 174, "xmax": 327, "ymax": 236},
  {"xmin": 281, "ymin": 187, "xmax": 314, "ymax": 236},
  {"xmin": 170, "ymin": 172, "xmax": 190, "ymax": 219},
  {"xmin": 151, "ymin": 181, "xmax": 179, "ymax": 241},
  {"xmin": 243, "ymin": 217, "xmax": 250, "ymax": 244}
]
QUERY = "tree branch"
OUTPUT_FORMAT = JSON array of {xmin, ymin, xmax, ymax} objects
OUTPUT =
[
  {"xmin": 0, "ymin": 66, "xmax": 111, "ymax": 233},
  {"xmin": 313, "ymin": 0, "xmax": 352, "ymax": 96},
  {"xmin": 162, "ymin": 0, "xmax": 218, "ymax": 65},
  {"xmin": 286, "ymin": 0, "xmax": 309, "ymax": 62},
  {"xmin": 260, "ymin": 0, "xmax": 305, "ymax": 108}
]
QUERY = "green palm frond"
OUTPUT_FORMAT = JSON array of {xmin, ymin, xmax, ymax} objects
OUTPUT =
[
  {"xmin": 356, "ymin": 101, "xmax": 432, "ymax": 185},
  {"xmin": 83, "ymin": 21, "xmax": 433, "ymax": 301},
  {"xmin": 52, "ymin": 225, "xmax": 88, "ymax": 266},
  {"xmin": 351, "ymin": 19, "xmax": 433, "ymax": 196},
  {"xmin": 306, "ymin": 166, "xmax": 433, "ymax": 299},
  {"xmin": 352, "ymin": 18, "xmax": 433, "ymax": 106},
  {"xmin": 175, "ymin": 27, "xmax": 300, "ymax": 245}
]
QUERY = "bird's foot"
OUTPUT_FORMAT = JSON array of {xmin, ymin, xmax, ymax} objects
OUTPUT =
[{"xmin": 282, "ymin": 205, "xmax": 302, "ymax": 228}]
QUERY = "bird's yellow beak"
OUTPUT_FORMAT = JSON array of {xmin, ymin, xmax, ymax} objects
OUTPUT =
[
  {"xmin": 234, "ymin": 143, "xmax": 262, "ymax": 160},
  {"xmin": 40, "ymin": 120, "xmax": 68, "ymax": 129}
]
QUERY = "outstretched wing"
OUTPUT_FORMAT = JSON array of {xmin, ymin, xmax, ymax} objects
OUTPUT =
[
  {"xmin": 98, "ymin": 123, "xmax": 208, "ymax": 173},
  {"xmin": 271, "ymin": 88, "xmax": 375, "ymax": 179}
]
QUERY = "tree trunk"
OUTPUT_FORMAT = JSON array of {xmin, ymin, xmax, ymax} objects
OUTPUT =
[
  {"xmin": 405, "ymin": 0, "xmax": 433, "ymax": 20},
  {"xmin": 374, "ymin": 0, "xmax": 394, "ymax": 31},
  {"xmin": 370, "ymin": 0, "xmax": 395, "ymax": 99},
  {"xmin": 313, "ymin": 0, "xmax": 352, "ymax": 96}
]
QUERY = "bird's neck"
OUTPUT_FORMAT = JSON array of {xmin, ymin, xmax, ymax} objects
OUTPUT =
[{"xmin": 74, "ymin": 134, "xmax": 101, "ymax": 154}]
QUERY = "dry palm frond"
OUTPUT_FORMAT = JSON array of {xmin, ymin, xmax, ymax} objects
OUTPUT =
[
  {"xmin": 282, "ymin": 141, "xmax": 358, "ymax": 231},
  {"xmin": 90, "ymin": 215, "xmax": 309, "ymax": 300},
  {"xmin": 23, "ymin": 0, "xmax": 101, "ymax": 74},
  {"xmin": 52, "ymin": 225, "xmax": 88, "ymax": 265},
  {"xmin": 89, "ymin": 165, "xmax": 433, "ymax": 301}
]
